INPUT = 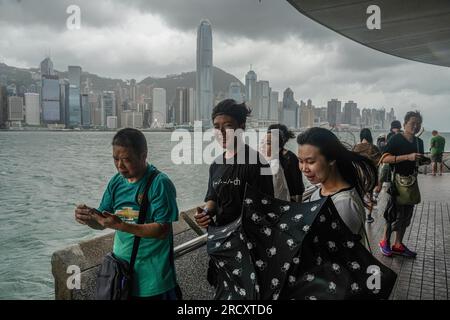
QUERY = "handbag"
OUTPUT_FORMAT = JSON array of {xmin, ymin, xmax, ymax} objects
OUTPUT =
[
  {"xmin": 394, "ymin": 173, "xmax": 420, "ymax": 205},
  {"xmin": 393, "ymin": 136, "xmax": 422, "ymax": 206},
  {"xmin": 95, "ymin": 169, "xmax": 160, "ymax": 300}
]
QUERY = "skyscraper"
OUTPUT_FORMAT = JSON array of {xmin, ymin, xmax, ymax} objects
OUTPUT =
[
  {"xmin": 282, "ymin": 88, "xmax": 299, "ymax": 129},
  {"xmin": 130, "ymin": 79, "xmax": 137, "ymax": 103},
  {"xmin": 300, "ymin": 99, "xmax": 315, "ymax": 128},
  {"xmin": 343, "ymin": 100, "xmax": 358, "ymax": 125},
  {"xmin": 121, "ymin": 111, "xmax": 143, "ymax": 129},
  {"xmin": 152, "ymin": 88, "xmax": 167, "ymax": 127},
  {"xmin": 245, "ymin": 69, "xmax": 257, "ymax": 108},
  {"xmin": 256, "ymin": 81, "xmax": 270, "ymax": 120},
  {"xmin": 89, "ymin": 93, "xmax": 102, "ymax": 127},
  {"xmin": 188, "ymin": 88, "xmax": 195, "ymax": 125},
  {"xmin": 175, "ymin": 87, "xmax": 195, "ymax": 125},
  {"xmin": 60, "ymin": 79, "xmax": 70, "ymax": 127},
  {"xmin": 68, "ymin": 66, "xmax": 82, "ymax": 126},
  {"xmin": 24, "ymin": 93, "xmax": 40, "ymax": 126},
  {"xmin": 196, "ymin": 20, "xmax": 213, "ymax": 124},
  {"xmin": 0, "ymin": 86, "xmax": 7, "ymax": 128},
  {"xmin": 81, "ymin": 94, "xmax": 90, "ymax": 126},
  {"xmin": 269, "ymin": 91, "xmax": 279, "ymax": 121},
  {"xmin": 101, "ymin": 91, "xmax": 116, "ymax": 127},
  {"xmin": 228, "ymin": 82, "xmax": 243, "ymax": 103},
  {"xmin": 40, "ymin": 57, "xmax": 54, "ymax": 77},
  {"xmin": 7, "ymin": 96, "xmax": 24, "ymax": 122},
  {"xmin": 42, "ymin": 75, "xmax": 61, "ymax": 123},
  {"xmin": 327, "ymin": 99, "xmax": 342, "ymax": 127},
  {"xmin": 386, "ymin": 108, "xmax": 396, "ymax": 129}
]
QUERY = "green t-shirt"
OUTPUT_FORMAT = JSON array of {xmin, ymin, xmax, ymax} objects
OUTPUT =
[
  {"xmin": 98, "ymin": 164, "xmax": 179, "ymax": 297},
  {"xmin": 430, "ymin": 135, "xmax": 446, "ymax": 155}
]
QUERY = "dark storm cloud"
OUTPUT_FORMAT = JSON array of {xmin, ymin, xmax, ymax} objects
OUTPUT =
[
  {"xmin": 0, "ymin": 0, "xmax": 129, "ymax": 29},
  {"xmin": 1, "ymin": 0, "xmax": 450, "ymax": 129},
  {"xmin": 0, "ymin": 0, "xmax": 335, "ymax": 42}
]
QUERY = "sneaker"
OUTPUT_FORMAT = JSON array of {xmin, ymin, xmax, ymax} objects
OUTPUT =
[
  {"xmin": 392, "ymin": 243, "xmax": 417, "ymax": 258},
  {"xmin": 379, "ymin": 240, "xmax": 392, "ymax": 257},
  {"xmin": 367, "ymin": 216, "xmax": 374, "ymax": 224}
]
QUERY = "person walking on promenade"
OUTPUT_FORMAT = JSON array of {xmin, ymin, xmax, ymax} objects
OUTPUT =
[
  {"xmin": 297, "ymin": 127, "xmax": 378, "ymax": 249},
  {"xmin": 353, "ymin": 128, "xmax": 381, "ymax": 224},
  {"xmin": 430, "ymin": 130, "xmax": 446, "ymax": 176},
  {"xmin": 260, "ymin": 124, "xmax": 305, "ymax": 202},
  {"xmin": 194, "ymin": 99, "xmax": 274, "ymax": 287},
  {"xmin": 377, "ymin": 134, "xmax": 388, "ymax": 153},
  {"xmin": 74, "ymin": 128, "xmax": 181, "ymax": 300},
  {"xmin": 379, "ymin": 111, "xmax": 426, "ymax": 258},
  {"xmin": 387, "ymin": 120, "xmax": 402, "ymax": 142}
]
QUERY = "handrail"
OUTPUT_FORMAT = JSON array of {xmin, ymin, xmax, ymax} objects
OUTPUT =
[{"xmin": 173, "ymin": 184, "xmax": 319, "ymax": 259}]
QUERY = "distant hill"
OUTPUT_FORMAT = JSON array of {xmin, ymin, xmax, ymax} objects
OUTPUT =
[
  {"xmin": 0, "ymin": 63, "xmax": 34, "ymax": 88},
  {"xmin": 140, "ymin": 66, "xmax": 244, "ymax": 105},
  {"xmin": 0, "ymin": 62, "xmax": 244, "ymax": 104}
]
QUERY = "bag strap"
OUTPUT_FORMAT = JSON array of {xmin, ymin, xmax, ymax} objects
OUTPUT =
[
  {"xmin": 378, "ymin": 153, "xmax": 391, "ymax": 167},
  {"xmin": 129, "ymin": 169, "xmax": 160, "ymax": 273}
]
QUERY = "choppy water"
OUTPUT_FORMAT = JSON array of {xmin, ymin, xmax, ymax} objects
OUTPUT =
[
  {"xmin": 0, "ymin": 131, "xmax": 211, "ymax": 300},
  {"xmin": 0, "ymin": 130, "xmax": 448, "ymax": 299}
]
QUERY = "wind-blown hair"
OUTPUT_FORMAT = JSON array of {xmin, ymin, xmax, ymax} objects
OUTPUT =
[{"xmin": 297, "ymin": 127, "xmax": 378, "ymax": 208}]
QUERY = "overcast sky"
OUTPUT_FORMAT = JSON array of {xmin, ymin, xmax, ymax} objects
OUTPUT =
[{"xmin": 1, "ymin": 0, "xmax": 450, "ymax": 131}]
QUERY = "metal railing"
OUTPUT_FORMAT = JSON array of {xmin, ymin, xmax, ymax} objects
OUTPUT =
[{"xmin": 173, "ymin": 184, "xmax": 319, "ymax": 259}]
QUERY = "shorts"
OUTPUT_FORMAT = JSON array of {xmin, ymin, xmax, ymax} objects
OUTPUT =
[
  {"xmin": 431, "ymin": 153, "xmax": 443, "ymax": 163},
  {"xmin": 391, "ymin": 204, "xmax": 415, "ymax": 232}
]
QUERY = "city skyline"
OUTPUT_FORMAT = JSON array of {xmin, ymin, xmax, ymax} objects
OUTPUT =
[
  {"xmin": 0, "ymin": 53, "xmax": 400, "ymax": 131},
  {"xmin": 1, "ymin": 1, "xmax": 449, "ymax": 130}
]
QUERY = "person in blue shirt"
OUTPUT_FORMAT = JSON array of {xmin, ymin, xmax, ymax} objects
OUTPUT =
[{"xmin": 74, "ymin": 128, "xmax": 180, "ymax": 300}]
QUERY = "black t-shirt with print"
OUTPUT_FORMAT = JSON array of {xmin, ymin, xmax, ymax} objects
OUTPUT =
[
  {"xmin": 205, "ymin": 145, "xmax": 274, "ymax": 226},
  {"xmin": 384, "ymin": 133, "xmax": 424, "ymax": 176},
  {"xmin": 279, "ymin": 149, "xmax": 305, "ymax": 198}
]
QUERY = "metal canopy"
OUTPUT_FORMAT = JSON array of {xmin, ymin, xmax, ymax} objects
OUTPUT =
[{"xmin": 287, "ymin": 0, "xmax": 450, "ymax": 67}]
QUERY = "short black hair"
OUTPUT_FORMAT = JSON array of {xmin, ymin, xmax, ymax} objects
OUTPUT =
[
  {"xmin": 404, "ymin": 110, "xmax": 422, "ymax": 124},
  {"xmin": 211, "ymin": 99, "xmax": 251, "ymax": 126},
  {"xmin": 112, "ymin": 128, "xmax": 148, "ymax": 157},
  {"xmin": 390, "ymin": 120, "xmax": 401, "ymax": 130}
]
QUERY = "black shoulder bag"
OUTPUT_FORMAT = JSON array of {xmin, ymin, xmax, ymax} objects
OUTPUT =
[{"xmin": 95, "ymin": 170, "xmax": 160, "ymax": 300}]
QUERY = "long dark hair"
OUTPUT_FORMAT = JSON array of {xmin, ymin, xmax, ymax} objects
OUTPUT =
[
  {"xmin": 359, "ymin": 128, "xmax": 373, "ymax": 144},
  {"xmin": 297, "ymin": 127, "xmax": 377, "ymax": 208},
  {"xmin": 268, "ymin": 124, "xmax": 295, "ymax": 149}
]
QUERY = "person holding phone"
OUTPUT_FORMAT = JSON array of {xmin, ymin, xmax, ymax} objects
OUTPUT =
[
  {"xmin": 194, "ymin": 99, "xmax": 274, "ymax": 287},
  {"xmin": 379, "ymin": 111, "xmax": 425, "ymax": 258},
  {"xmin": 74, "ymin": 128, "xmax": 180, "ymax": 300}
]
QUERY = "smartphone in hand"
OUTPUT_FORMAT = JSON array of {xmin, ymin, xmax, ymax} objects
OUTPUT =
[{"xmin": 90, "ymin": 208, "xmax": 107, "ymax": 217}]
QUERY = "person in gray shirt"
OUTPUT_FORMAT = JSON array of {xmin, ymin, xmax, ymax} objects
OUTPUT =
[{"xmin": 297, "ymin": 128, "xmax": 378, "ymax": 248}]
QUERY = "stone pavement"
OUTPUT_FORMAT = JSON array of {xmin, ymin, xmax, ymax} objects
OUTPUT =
[{"xmin": 367, "ymin": 174, "xmax": 450, "ymax": 300}]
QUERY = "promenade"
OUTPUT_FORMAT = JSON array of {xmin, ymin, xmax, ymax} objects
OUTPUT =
[{"xmin": 367, "ymin": 174, "xmax": 450, "ymax": 300}]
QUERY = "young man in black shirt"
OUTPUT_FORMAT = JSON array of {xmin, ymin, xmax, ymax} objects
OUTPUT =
[
  {"xmin": 379, "ymin": 111, "xmax": 427, "ymax": 258},
  {"xmin": 194, "ymin": 99, "xmax": 274, "ymax": 287},
  {"xmin": 195, "ymin": 99, "xmax": 274, "ymax": 228}
]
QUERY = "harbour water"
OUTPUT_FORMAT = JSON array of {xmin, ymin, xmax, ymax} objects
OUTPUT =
[{"xmin": 0, "ymin": 130, "xmax": 448, "ymax": 299}]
